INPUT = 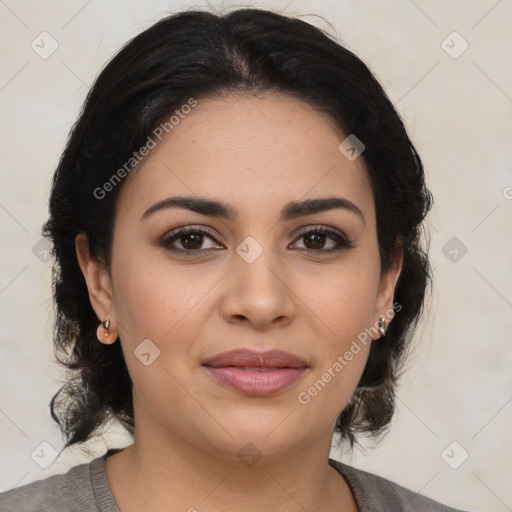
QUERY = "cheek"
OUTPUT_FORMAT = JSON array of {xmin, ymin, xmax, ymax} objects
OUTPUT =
[
  {"xmin": 300, "ymin": 260, "xmax": 381, "ymax": 346},
  {"xmin": 112, "ymin": 245, "xmax": 196, "ymax": 338},
  {"xmin": 287, "ymin": 259, "xmax": 380, "ymax": 414},
  {"xmin": 111, "ymin": 247, "xmax": 221, "ymax": 377},
  {"xmin": 111, "ymin": 258, "xmax": 168, "ymax": 343},
  {"xmin": 110, "ymin": 251, "xmax": 206, "ymax": 413}
]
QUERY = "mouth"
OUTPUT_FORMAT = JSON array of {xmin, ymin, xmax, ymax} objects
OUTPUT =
[{"xmin": 202, "ymin": 349, "xmax": 308, "ymax": 397}]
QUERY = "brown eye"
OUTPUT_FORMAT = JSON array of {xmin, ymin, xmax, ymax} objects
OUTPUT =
[
  {"xmin": 160, "ymin": 227, "xmax": 224, "ymax": 253},
  {"xmin": 160, "ymin": 225, "xmax": 353, "ymax": 255},
  {"xmin": 303, "ymin": 232, "xmax": 328, "ymax": 250},
  {"xmin": 179, "ymin": 232, "xmax": 204, "ymax": 250},
  {"xmin": 291, "ymin": 226, "xmax": 354, "ymax": 254}
]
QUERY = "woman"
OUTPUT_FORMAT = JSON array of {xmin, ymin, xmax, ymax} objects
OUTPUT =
[{"xmin": 0, "ymin": 7, "xmax": 466, "ymax": 511}]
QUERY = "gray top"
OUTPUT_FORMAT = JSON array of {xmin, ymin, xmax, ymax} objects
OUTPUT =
[{"xmin": 0, "ymin": 449, "xmax": 465, "ymax": 511}]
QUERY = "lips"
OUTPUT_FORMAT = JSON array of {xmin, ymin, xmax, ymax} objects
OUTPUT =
[
  {"xmin": 202, "ymin": 349, "xmax": 308, "ymax": 397},
  {"xmin": 203, "ymin": 349, "xmax": 307, "ymax": 369}
]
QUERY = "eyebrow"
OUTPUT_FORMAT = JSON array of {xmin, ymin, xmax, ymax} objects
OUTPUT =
[{"xmin": 141, "ymin": 196, "xmax": 365, "ymax": 224}]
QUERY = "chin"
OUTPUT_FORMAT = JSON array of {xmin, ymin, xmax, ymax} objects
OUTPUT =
[{"xmin": 202, "ymin": 410, "xmax": 315, "ymax": 459}]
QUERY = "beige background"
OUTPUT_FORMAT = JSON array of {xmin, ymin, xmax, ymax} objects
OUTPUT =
[{"xmin": 0, "ymin": 1, "xmax": 511, "ymax": 510}]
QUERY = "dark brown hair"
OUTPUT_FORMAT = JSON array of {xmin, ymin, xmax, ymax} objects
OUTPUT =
[{"xmin": 43, "ymin": 7, "xmax": 432, "ymax": 454}]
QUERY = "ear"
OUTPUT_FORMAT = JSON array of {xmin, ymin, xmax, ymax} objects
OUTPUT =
[
  {"xmin": 75, "ymin": 233, "xmax": 117, "ymax": 344},
  {"xmin": 374, "ymin": 240, "xmax": 403, "ymax": 334}
]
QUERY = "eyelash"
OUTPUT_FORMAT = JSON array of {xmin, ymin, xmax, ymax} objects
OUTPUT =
[{"xmin": 159, "ymin": 225, "xmax": 354, "ymax": 255}]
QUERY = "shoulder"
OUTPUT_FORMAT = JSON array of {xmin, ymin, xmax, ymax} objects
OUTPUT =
[
  {"xmin": 0, "ymin": 461, "xmax": 91, "ymax": 512},
  {"xmin": 0, "ymin": 453, "xmax": 116, "ymax": 512},
  {"xmin": 329, "ymin": 458, "xmax": 467, "ymax": 512}
]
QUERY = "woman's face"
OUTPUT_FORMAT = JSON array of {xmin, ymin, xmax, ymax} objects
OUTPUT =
[{"xmin": 84, "ymin": 93, "xmax": 401, "ymax": 461}]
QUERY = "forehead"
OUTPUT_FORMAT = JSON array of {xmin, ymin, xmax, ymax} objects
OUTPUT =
[{"xmin": 116, "ymin": 93, "xmax": 375, "ymax": 223}]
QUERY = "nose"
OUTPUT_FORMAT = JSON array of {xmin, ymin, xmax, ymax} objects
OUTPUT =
[{"xmin": 220, "ymin": 249, "xmax": 296, "ymax": 330}]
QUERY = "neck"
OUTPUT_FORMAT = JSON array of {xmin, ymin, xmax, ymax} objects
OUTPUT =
[{"xmin": 105, "ymin": 424, "xmax": 357, "ymax": 512}]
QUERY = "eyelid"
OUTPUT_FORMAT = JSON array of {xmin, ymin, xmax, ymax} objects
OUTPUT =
[
  {"xmin": 290, "ymin": 224, "xmax": 354, "ymax": 252},
  {"xmin": 292, "ymin": 224, "xmax": 349, "ymax": 242},
  {"xmin": 159, "ymin": 223, "xmax": 354, "ymax": 254},
  {"xmin": 160, "ymin": 224, "xmax": 225, "ymax": 247}
]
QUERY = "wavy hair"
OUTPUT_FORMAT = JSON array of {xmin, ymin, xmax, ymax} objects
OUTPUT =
[{"xmin": 43, "ymin": 7, "xmax": 432, "ymax": 453}]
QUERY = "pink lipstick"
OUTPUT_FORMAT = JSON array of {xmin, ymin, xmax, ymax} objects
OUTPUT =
[{"xmin": 203, "ymin": 349, "xmax": 308, "ymax": 397}]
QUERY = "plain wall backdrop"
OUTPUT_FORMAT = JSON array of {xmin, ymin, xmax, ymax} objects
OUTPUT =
[{"xmin": 0, "ymin": 1, "xmax": 511, "ymax": 511}]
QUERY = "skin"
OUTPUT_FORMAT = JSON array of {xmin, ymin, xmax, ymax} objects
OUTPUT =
[{"xmin": 76, "ymin": 92, "xmax": 402, "ymax": 512}]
